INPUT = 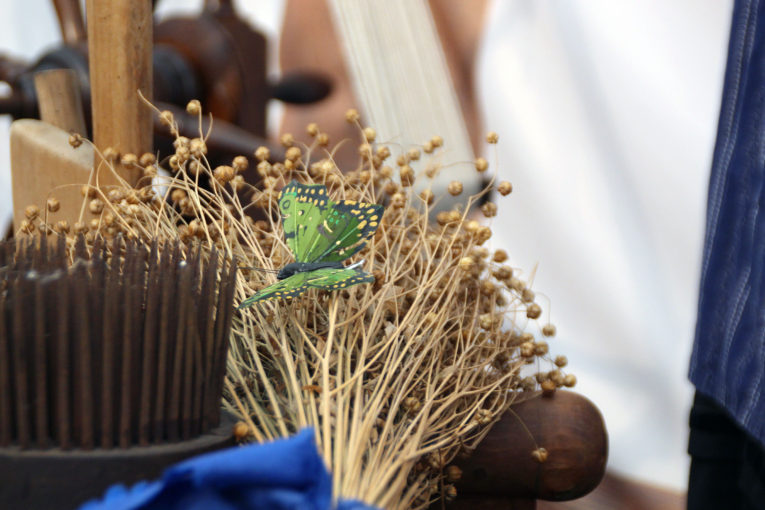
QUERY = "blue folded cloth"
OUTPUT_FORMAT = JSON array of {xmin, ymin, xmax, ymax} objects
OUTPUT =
[{"xmin": 79, "ymin": 428, "xmax": 377, "ymax": 510}]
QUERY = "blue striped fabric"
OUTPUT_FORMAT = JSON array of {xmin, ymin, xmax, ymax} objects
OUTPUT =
[{"xmin": 690, "ymin": 0, "xmax": 765, "ymax": 446}]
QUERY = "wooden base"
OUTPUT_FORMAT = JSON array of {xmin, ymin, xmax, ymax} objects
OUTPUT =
[
  {"xmin": 450, "ymin": 390, "xmax": 608, "ymax": 506},
  {"xmin": 0, "ymin": 411, "xmax": 236, "ymax": 510},
  {"xmin": 443, "ymin": 497, "xmax": 536, "ymax": 510}
]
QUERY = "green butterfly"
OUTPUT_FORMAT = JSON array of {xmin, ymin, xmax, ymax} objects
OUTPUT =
[{"xmin": 238, "ymin": 180, "xmax": 383, "ymax": 308}]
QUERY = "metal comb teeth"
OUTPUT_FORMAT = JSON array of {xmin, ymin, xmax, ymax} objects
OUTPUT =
[{"xmin": 0, "ymin": 235, "xmax": 236, "ymax": 450}]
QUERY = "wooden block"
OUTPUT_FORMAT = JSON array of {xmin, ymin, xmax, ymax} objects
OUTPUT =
[{"xmin": 10, "ymin": 119, "xmax": 96, "ymax": 232}]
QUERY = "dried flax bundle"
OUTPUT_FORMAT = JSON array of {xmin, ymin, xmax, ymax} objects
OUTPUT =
[{"xmin": 23, "ymin": 103, "xmax": 574, "ymax": 509}]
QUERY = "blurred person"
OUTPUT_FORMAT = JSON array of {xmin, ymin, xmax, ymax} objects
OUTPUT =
[{"xmin": 687, "ymin": 0, "xmax": 765, "ymax": 508}]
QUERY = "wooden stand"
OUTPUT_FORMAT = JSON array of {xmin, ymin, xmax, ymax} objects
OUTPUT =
[
  {"xmin": 450, "ymin": 391, "xmax": 607, "ymax": 508},
  {"xmin": 0, "ymin": 412, "xmax": 236, "ymax": 510}
]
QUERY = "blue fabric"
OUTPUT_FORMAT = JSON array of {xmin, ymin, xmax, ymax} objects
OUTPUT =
[
  {"xmin": 78, "ymin": 428, "xmax": 378, "ymax": 510},
  {"xmin": 690, "ymin": 0, "xmax": 765, "ymax": 448}
]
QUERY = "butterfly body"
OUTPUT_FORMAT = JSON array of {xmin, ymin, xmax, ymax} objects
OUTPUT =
[
  {"xmin": 239, "ymin": 181, "xmax": 383, "ymax": 308},
  {"xmin": 276, "ymin": 261, "xmax": 345, "ymax": 279}
]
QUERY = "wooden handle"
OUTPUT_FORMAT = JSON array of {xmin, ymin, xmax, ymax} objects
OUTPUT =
[
  {"xmin": 86, "ymin": 0, "xmax": 153, "ymax": 187},
  {"xmin": 450, "ymin": 391, "xmax": 607, "ymax": 504},
  {"xmin": 34, "ymin": 69, "xmax": 87, "ymax": 135},
  {"xmin": 52, "ymin": 0, "xmax": 87, "ymax": 45}
]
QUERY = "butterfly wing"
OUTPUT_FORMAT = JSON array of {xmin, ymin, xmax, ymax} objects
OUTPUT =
[
  {"xmin": 303, "ymin": 266, "xmax": 375, "ymax": 291},
  {"xmin": 238, "ymin": 267, "xmax": 374, "ymax": 308},
  {"xmin": 304, "ymin": 199, "xmax": 384, "ymax": 263},
  {"xmin": 279, "ymin": 181, "xmax": 333, "ymax": 262},
  {"xmin": 279, "ymin": 181, "xmax": 383, "ymax": 264},
  {"xmin": 238, "ymin": 272, "xmax": 311, "ymax": 308}
]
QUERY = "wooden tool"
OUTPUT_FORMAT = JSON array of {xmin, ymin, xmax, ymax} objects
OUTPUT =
[
  {"xmin": 10, "ymin": 69, "xmax": 94, "ymax": 233},
  {"xmin": 0, "ymin": 237, "xmax": 237, "ymax": 450},
  {"xmin": 34, "ymin": 69, "xmax": 87, "ymax": 136},
  {"xmin": 86, "ymin": 0, "xmax": 152, "ymax": 186},
  {"xmin": 52, "ymin": 0, "xmax": 87, "ymax": 45},
  {"xmin": 11, "ymin": 0, "xmax": 154, "ymax": 233},
  {"xmin": 0, "ymin": 236, "xmax": 238, "ymax": 509},
  {"xmin": 1, "ymin": 1, "xmax": 329, "ymax": 174}
]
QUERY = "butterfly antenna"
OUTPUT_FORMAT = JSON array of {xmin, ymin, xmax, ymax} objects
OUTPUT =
[
  {"xmin": 347, "ymin": 259, "xmax": 365, "ymax": 270},
  {"xmin": 238, "ymin": 265, "xmax": 280, "ymax": 274}
]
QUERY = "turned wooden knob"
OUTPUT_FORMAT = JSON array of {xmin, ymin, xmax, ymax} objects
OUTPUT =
[{"xmin": 449, "ymin": 390, "xmax": 607, "ymax": 507}]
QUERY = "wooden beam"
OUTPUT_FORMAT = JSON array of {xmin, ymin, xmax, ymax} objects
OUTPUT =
[{"xmin": 86, "ymin": 0, "xmax": 153, "ymax": 187}]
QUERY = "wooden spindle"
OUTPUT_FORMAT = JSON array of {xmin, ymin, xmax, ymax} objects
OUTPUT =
[{"xmin": 86, "ymin": 0, "xmax": 153, "ymax": 186}]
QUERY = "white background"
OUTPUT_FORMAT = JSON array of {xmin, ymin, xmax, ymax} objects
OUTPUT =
[{"xmin": 479, "ymin": 0, "xmax": 733, "ymax": 488}]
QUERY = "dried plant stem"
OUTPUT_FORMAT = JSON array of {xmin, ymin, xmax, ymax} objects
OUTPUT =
[{"xmin": 21, "ymin": 102, "xmax": 575, "ymax": 509}]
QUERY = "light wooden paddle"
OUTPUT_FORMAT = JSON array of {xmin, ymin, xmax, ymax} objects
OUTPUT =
[{"xmin": 10, "ymin": 69, "xmax": 93, "ymax": 232}]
